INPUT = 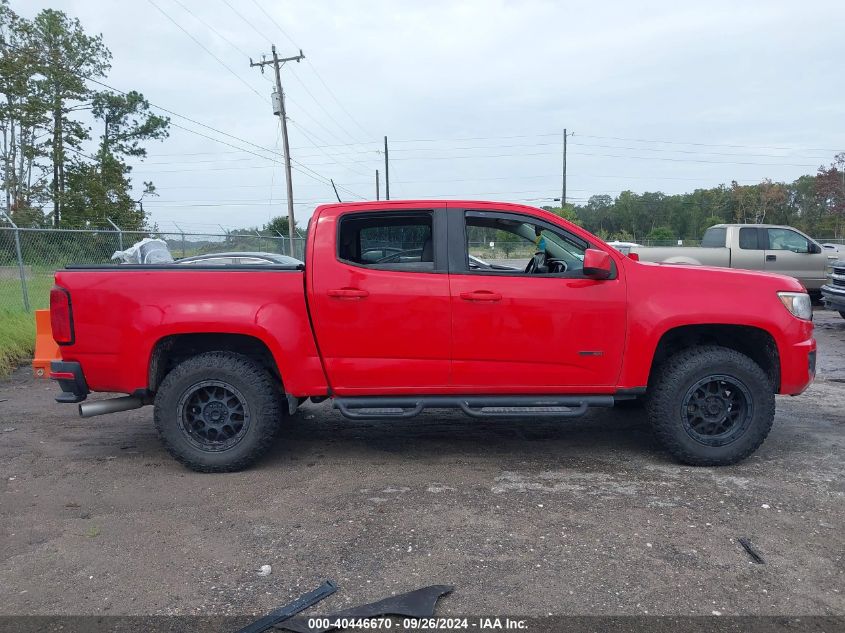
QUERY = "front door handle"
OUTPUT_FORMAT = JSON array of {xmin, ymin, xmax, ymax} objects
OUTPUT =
[
  {"xmin": 460, "ymin": 290, "xmax": 502, "ymax": 302},
  {"xmin": 766, "ymin": 255, "xmax": 777, "ymax": 262},
  {"xmin": 327, "ymin": 288, "xmax": 369, "ymax": 299}
]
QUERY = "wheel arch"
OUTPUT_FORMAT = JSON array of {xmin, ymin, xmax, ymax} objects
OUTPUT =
[
  {"xmin": 647, "ymin": 324, "xmax": 780, "ymax": 390},
  {"xmin": 148, "ymin": 332, "xmax": 283, "ymax": 393}
]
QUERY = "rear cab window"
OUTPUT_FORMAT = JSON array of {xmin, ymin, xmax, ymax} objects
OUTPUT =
[
  {"xmin": 701, "ymin": 227, "xmax": 727, "ymax": 248},
  {"xmin": 739, "ymin": 227, "xmax": 760, "ymax": 250},
  {"xmin": 337, "ymin": 212, "xmax": 436, "ymax": 272}
]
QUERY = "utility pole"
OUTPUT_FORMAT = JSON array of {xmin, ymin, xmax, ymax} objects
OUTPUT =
[
  {"xmin": 106, "ymin": 217, "xmax": 123, "ymax": 251},
  {"xmin": 384, "ymin": 136, "xmax": 390, "ymax": 200},
  {"xmin": 561, "ymin": 128, "xmax": 567, "ymax": 207},
  {"xmin": 375, "ymin": 169, "xmax": 380, "ymax": 201},
  {"xmin": 251, "ymin": 45, "xmax": 305, "ymax": 256}
]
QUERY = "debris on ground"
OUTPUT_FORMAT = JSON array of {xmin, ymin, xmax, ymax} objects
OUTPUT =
[
  {"xmin": 236, "ymin": 580, "xmax": 337, "ymax": 633},
  {"xmin": 738, "ymin": 537, "xmax": 766, "ymax": 564},
  {"xmin": 258, "ymin": 564, "xmax": 272, "ymax": 577},
  {"xmin": 278, "ymin": 585, "xmax": 454, "ymax": 633}
]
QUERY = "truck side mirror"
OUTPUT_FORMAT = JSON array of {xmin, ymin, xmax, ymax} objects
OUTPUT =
[
  {"xmin": 583, "ymin": 248, "xmax": 612, "ymax": 279},
  {"xmin": 809, "ymin": 243, "xmax": 821, "ymax": 254}
]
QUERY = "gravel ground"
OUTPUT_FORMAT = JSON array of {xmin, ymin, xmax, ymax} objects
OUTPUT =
[{"xmin": 0, "ymin": 310, "xmax": 842, "ymax": 618}]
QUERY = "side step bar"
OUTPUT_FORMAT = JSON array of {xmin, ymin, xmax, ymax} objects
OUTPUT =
[{"xmin": 333, "ymin": 395, "xmax": 615, "ymax": 420}]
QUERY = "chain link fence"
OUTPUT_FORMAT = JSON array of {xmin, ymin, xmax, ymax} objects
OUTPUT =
[
  {"xmin": 2, "ymin": 228, "xmax": 843, "ymax": 314},
  {"xmin": 0, "ymin": 227, "xmax": 305, "ymax": 312}
]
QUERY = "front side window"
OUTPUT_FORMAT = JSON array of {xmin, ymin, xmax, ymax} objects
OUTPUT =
[
  {"xmin": 338, "ymin": 212, "xmax": 434, "ymax": 271},
  {"xmin": 464, "ymin": 213, "xmax": 588, "ymax": 276},
  {"xmin": 767, "ymin": 228, "xmax": 809, "ymax": 253}
]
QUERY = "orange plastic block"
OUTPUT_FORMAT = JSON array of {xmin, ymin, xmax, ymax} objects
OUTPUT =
[{"xmin": 32, "ymin": 309, "xmax": 60, "ymax": 379}]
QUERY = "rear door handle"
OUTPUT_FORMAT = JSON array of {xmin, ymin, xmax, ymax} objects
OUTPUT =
[
  {"xmin": 460, "ymin": 290, "xmax": 502, "ymax": 302},
  {"xmin": 327, "ymin": 288, "xmax": 369, "ymax": 299},
  {"xmin": 766, "ymin": 255, "xmax": 777, "ymax": 261}
]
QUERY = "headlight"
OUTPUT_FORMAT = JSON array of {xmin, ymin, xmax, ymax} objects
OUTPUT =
[{"xmin": 777, "ymin": 292, "xmax": 812, "ymax": 320}]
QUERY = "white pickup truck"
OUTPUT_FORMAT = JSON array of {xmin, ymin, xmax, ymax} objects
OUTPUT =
[{"xmin": 632, "ymin": 224, "xmax": 835, "ymax": 293}]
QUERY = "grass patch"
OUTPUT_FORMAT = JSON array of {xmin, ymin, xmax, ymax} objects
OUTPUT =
[
  {"xmin": 0, "ymin": 310, "xmax": 35, "ymax": 378},
  {"xmin": 0, "ymin": 268, "xmax": 49, "ymax": 378},
  {"xmin": 0, "ymin": 269, "xmax": 54, "ymax": 311}
]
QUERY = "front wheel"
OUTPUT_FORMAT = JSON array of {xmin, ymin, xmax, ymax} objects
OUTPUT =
[
  {"xmin": 154, "ymin": 352, "xmax": 284, "ymax": 472},
  {"xmin": 646, "ymin": 346, "xmax": 775, "ymax": 466}
]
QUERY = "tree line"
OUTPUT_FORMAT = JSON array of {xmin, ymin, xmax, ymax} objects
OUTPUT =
[
  {"xmin": 545, "ymin": 154, "xmax": 845, "ymax": 242},
  {"xmin": 0, "ymin": 0, "xmax": 169, "ymax": 231}
]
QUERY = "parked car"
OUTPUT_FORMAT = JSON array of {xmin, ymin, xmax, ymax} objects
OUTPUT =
[
  {"xmin": 607, "ymin": 241, "xmax": 642, "ymax": 255},
  {"xmin": 176, "ymin": 252, "xmax": 302, "ymax": 266},
  {"xmin": 375, "ymin": 248, "xmax": 519, "ymax": 271},
  {"xmin": 631, "ymin": 224, "xmax": 835, "ymax": 294},
  {"xmin": 821, "ymin": 259, "xmax": 845, "ymax": 318},
  {"xmin": 48, "ymin": 201, "xmax": 815, "ymax": 472}
]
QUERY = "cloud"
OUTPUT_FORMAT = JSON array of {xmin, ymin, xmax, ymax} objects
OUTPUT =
[{"xmin": 17, "ymin": 0, "xmax": 845, "ymax": 231}]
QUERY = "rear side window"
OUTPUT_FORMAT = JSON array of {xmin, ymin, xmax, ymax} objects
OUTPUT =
[
  {"xmin": 338, "ymin": 212, "xmax": 434, "ymax": 271},
  {"xmin": 701, "ymin": 227, "xmax": 727, "ymax": 248},
  {"xmin": 738, "ymin": 227, "xmax": 760, "ymax": 250}
]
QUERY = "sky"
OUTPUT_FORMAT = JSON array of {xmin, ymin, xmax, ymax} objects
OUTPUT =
[{"xmin": 17, "ymin": 0, "xmax": 845, "ymax": 234}]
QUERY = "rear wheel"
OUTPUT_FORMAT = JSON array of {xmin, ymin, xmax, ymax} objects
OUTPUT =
[
  {"xmin": 154, "ymin": 352, "xmax": 284, "ymax": 472},
  {"xmin": 646, "ymin": 346, "xmax": 774, "ymax": 466}
]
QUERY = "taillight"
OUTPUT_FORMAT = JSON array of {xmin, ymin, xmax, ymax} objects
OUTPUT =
[{"xmin": 50, "ymin": 286, "xmax": 74, "ymax": 345}]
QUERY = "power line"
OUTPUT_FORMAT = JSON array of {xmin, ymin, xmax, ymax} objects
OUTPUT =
[
  {"xmin": 144, "ymin": 188, "xmax": 629, "ymax": 205},
  {"xmin": 146, "ymin": 0, "xmax": 267, "ymax": 104},
  {"xmin": 141, "ymin": 3, "xmax": 362, "ymax": 187},
  {"xmin": 575, "ymin": 133, "xmax": 845, "ymax": 154},
  {"xmin": 288, "ymin": 120, "xmax": 373, "ymax": 179},
  {"xmin": 288, "ymin": 149, "xmax": 824, "ymax": 167},
  {"xmin": 169, "ymin": 0, "xmax": 252, "ymax": 59},
  {"xmin": 167, "ymin": 0, "xmax": 369, "ymax": 166},
  {"xmin": 284, "ymin": 68, "xmax": 361, "ymax": 144},
  {"xmin": 220, "ymin": 0, "xmax": 273, "ymax": 43},
  {"xmin": 74, "ymin": 73, "xmax": 358, "ymax": 195},
  {"xmin": 249, "ymin": 0, "xmax": 373, "ymax": 140}
]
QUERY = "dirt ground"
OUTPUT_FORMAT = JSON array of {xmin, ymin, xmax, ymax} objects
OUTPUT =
[{"xmin": 0, "ymin": 311, "xmax": 843, "ymax": 618}]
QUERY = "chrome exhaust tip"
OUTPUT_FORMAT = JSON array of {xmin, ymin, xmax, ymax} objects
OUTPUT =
[{"xmin": 78, "ymin": 395, "xmax": 146, "ymax": 418}]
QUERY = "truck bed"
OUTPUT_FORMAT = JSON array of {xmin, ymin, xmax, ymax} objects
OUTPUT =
[
  {"xmin": 54, "ymin": 265, "xmax": 327, "ymax": 396},
  {"xmin": 631, "ymin": 246, "xmax": 731, "ymax": 267}
]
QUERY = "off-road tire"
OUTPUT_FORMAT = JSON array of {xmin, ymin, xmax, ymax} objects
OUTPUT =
[
  {"xmin": 154, "ymin": 352, "xmax": 284, "ymax": 472},
  {"xmin": 646, "ymin": 345, "xmax": 775, "ymax": 466}
]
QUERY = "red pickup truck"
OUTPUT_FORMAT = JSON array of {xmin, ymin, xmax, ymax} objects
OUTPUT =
[{"xmin": 48, "ymin": 201, "xmax": 816, "ymax": 472}]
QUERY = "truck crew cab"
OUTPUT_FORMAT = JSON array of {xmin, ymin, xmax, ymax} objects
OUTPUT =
[{"xmin": 48, "ymin": 201, "xmax": 816, "ymax": 472}]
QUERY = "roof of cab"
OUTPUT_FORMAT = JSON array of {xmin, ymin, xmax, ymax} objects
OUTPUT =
[{"xmin": 313, "ymin": 199, "xmax": 545, "ymax": 215}]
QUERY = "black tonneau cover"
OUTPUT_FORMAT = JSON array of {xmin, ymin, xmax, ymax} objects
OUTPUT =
[{"xmin": 63, "ymin": 264, "xmax": 304, "ymax": 271}]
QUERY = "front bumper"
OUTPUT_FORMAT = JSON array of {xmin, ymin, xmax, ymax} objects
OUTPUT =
[
  {"xmin": 821, "ymin": 283, "xmax": 845, "ymax": 311},
  {"xmin": 780, "ymin": 334, "xmax": 816, "ymax": 396},
  {"xmin": 49, "ymin": 360, "xmax": 89, "ymax": 403}
]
